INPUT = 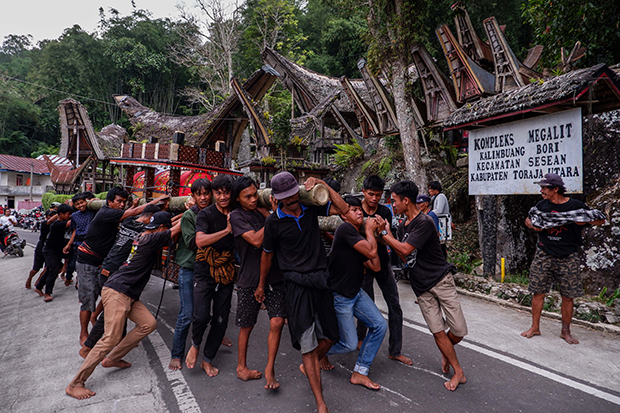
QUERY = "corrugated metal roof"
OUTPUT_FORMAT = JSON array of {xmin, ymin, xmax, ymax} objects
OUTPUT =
[{"xmin": 0, "ymin": 154, "xmax": 50, "ymax": 175}]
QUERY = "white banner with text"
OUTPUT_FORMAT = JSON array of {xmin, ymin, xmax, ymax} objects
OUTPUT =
[{"xmin": 468, "ymin": 108, "xmax": 582, "ymax": 195}]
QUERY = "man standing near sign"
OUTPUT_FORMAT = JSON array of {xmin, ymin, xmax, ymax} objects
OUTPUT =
[{"xmin": 522, "ymin": 173, "xmax": 605, "ymax": 344}]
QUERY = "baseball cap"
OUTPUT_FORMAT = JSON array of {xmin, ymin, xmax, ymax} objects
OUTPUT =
[
  {"xmin": 416, "ymin": 194, "xmax": 431, "ymax": 203},
  {"xmin": 271, "ymin": 172, "xmax": 299, "ymax": 200},
  {"xmin": 534, "ymin": 173, "xmax": 564, "ymax": 187},
  {"xmin": 145, "ymin": 211, "xmax": 172, "ymax": 230}
]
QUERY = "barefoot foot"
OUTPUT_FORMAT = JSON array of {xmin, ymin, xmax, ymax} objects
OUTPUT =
[
  {"xmin": 34, "ymin": 288, "xmax": 44, "ymax": 297},
  {"xmin": 79, "ymin": 346, "xmax": 91, "ymax": 359},
  {"xmin": 444, "ymin": 371, "xmax": 467, "ymax": 391},
  {"xmin": 521, "ymin": 327, "xmax": 541, "ymax": 338},
  {"xmin": 221, "ymin": 336, "xmax": 233, "ymax": 347},
  {"xmin": 43, "ymin": 294, "xmax": 53, "ymax": 302},
  {"xmin": 299, "ymin": 363, "xmax": 307, "ymax": 377},
  {"xmin": 201, "ymin": 360, "xmax": 219, "ymax": 377},
  {"xmin": 101, "ymin": 358, "xmax": 132, "ymax": 368},
  {"xmin": 25, "ymin": 277, "xmax": 33, "ymax": 289},
  {"xmin": 185, "ymin": 346, "xmax": 199, "ymax": 369},
  {"xmin": 65, "ymin": 383, "xmax": 96, "ymax": 400},
  {"xmin": 560, "ymin": 330, "xmax": 579, "ymax": 344},
  {"xmin": 169, "ymin": 358, "xmax": 182, "ymax": 370},
  {"xmin": 441, "ymin": 354, "xmax": 450, "ymax": 374},
  {"xmin": 350, "ymin": 372, "xmax": 380, "ymax": 390},
  {"xmin": 389, "ymin": 354, "xmax": 413, "ymax": 366},
  {"xmin": 237, "ymin": 366, "xmax": 262, "ymax": 381},
  {"xmin": 319, "ymin": 356, "xmax": 334, "ymax": 371},
  {"xmin": 79, "ymin": 333, "xmax": 89, "ymax": 347},
  {"xmin": 264, "ymin": 369, "xmax": 280, "ymax": 390}
]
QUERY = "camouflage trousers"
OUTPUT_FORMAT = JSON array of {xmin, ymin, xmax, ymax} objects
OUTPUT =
[{"xmin": 529, "ymin": 249, "xmax": 583, "ymax": 298}]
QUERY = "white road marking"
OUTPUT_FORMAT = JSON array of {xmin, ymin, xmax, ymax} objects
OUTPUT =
[
  {"xmin": 147, "ymin": 329, "xmax": 202, "ymax": 413},
  {"xmin": 400, "ymin": 318, "xmax": 620, "ymax": 406}
]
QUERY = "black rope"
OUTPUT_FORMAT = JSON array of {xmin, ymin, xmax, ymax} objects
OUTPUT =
[{"xmin": 155, "ymin": 238, "xmax": 174, "ymax": 320}]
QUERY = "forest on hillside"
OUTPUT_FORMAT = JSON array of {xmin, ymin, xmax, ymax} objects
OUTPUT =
[{"xmin": 1, "ymin": 0, "xmax": 618, "ymax": 159}]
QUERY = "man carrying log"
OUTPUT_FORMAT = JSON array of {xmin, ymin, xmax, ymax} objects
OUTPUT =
[
  {"xmin": 257, "ymin": 172, "xmax": 349, "ymax": 413},
  {"xmin": 380, "ymin": 180, "xmax": 467, "ymax": 391},
  {"xmin": 522, "ymin": 173, "xmax": 605, "ymax": 344},
  {"xmin": 65, "ymin": 211, "xmax": 181, "ymax": 400},
  {"xmin": 357, "ymin": 174, "xmax": 412, "ymax": 367}
]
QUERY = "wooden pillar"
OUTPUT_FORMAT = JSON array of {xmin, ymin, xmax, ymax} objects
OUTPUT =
[
  {"xmin": 170, "ymin": 167, "xmax": 181, "ymax": 197},
  {"xmin": 145, "ymin": 167, "xmax": 155, "ymax": 199}
]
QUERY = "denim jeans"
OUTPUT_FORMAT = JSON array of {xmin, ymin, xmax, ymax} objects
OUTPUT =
[
  {"xmin": 328, "ymin": 289, "xmax": 387, "ymax": 376},
  {"xmin": 171, "ymin": 267, "xmax": 194, "ymax": 359}
]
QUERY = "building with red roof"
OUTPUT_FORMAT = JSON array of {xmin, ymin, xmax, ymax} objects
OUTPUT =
[{"xmin": 0, "ymin": 154, "xmax": 54, "ymax": 209}]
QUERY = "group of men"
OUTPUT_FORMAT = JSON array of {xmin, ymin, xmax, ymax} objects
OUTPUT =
[{"xmin": 16, "ymin": 167, "xmax": 598, "ymax": 411}]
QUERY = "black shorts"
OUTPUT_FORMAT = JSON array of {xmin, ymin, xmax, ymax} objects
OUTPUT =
[
  {"xmin": 32, "ymin": 242, "xmax": 45, "ymax": 271},
  {"xmin": 235, "ymin": 283, "xmax": 286, "ymax": 328}
]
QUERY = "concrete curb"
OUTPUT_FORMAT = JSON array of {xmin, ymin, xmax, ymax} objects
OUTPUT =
[{"xmin": 456, "ymin": 287, "xmax": 620, "ymax": 335}]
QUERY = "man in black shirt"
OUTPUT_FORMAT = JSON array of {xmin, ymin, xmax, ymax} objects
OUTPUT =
[
  {"xmin": 381, "ymin": 180, "xmax": 466, "ymax": 392},
  {"xmin": 357, "ymin": 174, "xmax": 411, "ymax": 366},
  {"xmin": 259, "ymin": 172, "xmax": 349, "ymax": 413},
  {"xmin": 522, "ymin": 173, "xmax": 605, "ymax": 344},
  {"xmin": 66, "ymin": 211, "xmax": 181, "ymax": 400},
  {"xmin": 34, "ymin": 204, "xmax": 73, "ymax": 302},
  {"xmin": 326, "ymin": 196, "xmax": 386, "ymax": 390},
  {"xmin": 230, "ymin": 177, "xmax": 285, "ymax": 389},
  {"xmin": 26, "ymin": 209, "xmax": 54, "ymax": 290},
  {"xmin": 185, "ymin": 174, "xmax": 235, "ymax": 377},
  {"xmin": 80, "ymin": 205, "xmax": 162, "ymax": 358},
  {"xmin": 75, "ymin": 187, "xmax": 168, "ymax": 345}
]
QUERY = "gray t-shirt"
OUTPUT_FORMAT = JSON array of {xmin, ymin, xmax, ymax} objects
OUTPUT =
[{"xmin": 432, "ymin": 193, "xmax": 450, "ymax": 215}]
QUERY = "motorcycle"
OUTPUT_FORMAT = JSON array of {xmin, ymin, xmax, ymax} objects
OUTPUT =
[{"xmin": 0, "ymin": 224, "xmax": 27, "ymax": 257}]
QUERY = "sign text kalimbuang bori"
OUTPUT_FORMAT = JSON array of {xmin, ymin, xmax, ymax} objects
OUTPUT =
[{"xmin": 468, "ymin": 108, "xmax": 583, "ymax": 195}]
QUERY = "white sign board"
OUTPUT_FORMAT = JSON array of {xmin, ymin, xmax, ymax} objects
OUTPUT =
[{"xmin": 468, "ymin": 108, "xmax": 582, "ymax": 195}]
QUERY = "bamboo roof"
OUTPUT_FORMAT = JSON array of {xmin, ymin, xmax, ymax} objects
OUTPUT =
[
  {"xmin": 443, "ymin": 64, "xmax": 620, "ymax": 130},
  {"xmin": 58, "ymin": 99, "xmax": 107, "ymax": 162}
]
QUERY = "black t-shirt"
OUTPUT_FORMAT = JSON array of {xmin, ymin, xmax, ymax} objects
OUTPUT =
[
  {"xmin": 102, "ymin": 217, "xmax": 146, "ymax": 274},
  {"xmin": 78, "ymin": 206, "xmax": 125, "ymax": 266},
  {"xmin": 230, "ymin": 208, "xmax": 283, "ymax": 287},
  {"xmin": 363, "ymin": 204, "xmax": 392, "ymax": 268},
  {"xmin": 104, "ymin": 230, "xmax": 171, "ymax": 300},
  {"xmin": 194, "ymin": 204, "xmax": 235, "ymax": 273},
  {"xmin": 328, "ymin": 222, "xmax": 367, "ymax": 298},
  {"xmin": 263, "ymin": 203, "xmax": 331, "ymax": 274},
  {"xmin": 535, "ymin": 198, "xmax": 588, "ymax": 257},
  {"xmin": 397, "ymin": 212, "xmax": 455, "ymax": 297},
  {"xmin": 44, "ymin": 220, "xmax": 69, "ymax": 254},
  {"xmin": 38, "ymin": 220, "xmax": 51, "ymax": 244}
]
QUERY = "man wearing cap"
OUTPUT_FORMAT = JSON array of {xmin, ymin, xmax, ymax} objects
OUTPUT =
[
  {"xmin": 257, "ymin": 172, "xmax": 349, "ymax": 413},
  {"xmin": 522, "ymin": 173, "xmax": 605, "ymax": 344},
  {"xmin": 66, "ymin": 211, "xmax": 181, "ymax": 400},
  {"xmin": 417, "ymin": 194, "xmax": 440, "ymax": 233}
]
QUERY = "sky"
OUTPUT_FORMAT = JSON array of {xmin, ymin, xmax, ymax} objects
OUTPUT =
[{"xmin": 0, "ymin": 1, "xmax": 187, "ymax": 44}]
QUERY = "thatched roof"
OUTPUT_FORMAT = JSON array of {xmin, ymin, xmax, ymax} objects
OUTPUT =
[
  {"xmin": 58, "ymin": 99, "xmax": 106, "ymax": 162},
  {"xmin": 262, "ymin": 48, "xmax": 372, "ymax": 116},
  {"xmin": 114, "ymin": 66, "xmax": 278, "ymax": 154},
  {"xmin": 290, "ymin": 90, "xmax": 342, "ymax": 143},
  {"xmin": 444, "ymin": 64, "xmax": 620, "ymax": 129},
  {"xmin": 97, "ymin": 124, "xmax": 129, "ymax": 158}
]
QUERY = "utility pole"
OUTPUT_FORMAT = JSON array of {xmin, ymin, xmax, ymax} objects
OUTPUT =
[{"xmin": 29, "ymin": 162, "xmax": 33, "ymax": 202}]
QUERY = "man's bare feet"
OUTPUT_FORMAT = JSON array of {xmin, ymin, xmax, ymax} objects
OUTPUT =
[
  {"xmin": 521, "ymin": 327, "xmax": 541, "ymax": 338},
  {"xmin": 350, "ymin": 372, "xmax": 380, "ymax": 390},
  {"xmin": 237, "ymin": 366, "xmax": 262, "ymax": 381},
  {"xmin": 79, "ymin": 346, "xmax": 91, "ymax": 359},
  {"xmin": 101, "ymin": 358, "xmax": 132, "ymax": 368},
  {"xmin": 264, "ymin": 369, "xmax": 280, "ymax": 390},
  {"xmin": 185, "ymin": 346, "xmax": 199, "ymax": 369},
  {"xmin": 65, "ymin": 383, "xmax": 96, "ymax": 400},
  {"xmin": 34, "ymin": 288, "xmax": 44, "ymax": 297},
  {"xmin": 221, "ymin": 336, "xmax": 233, "ymax": 347},
  {"xmin": 444, "ymin": 371, "xmax": 467, "ymax": 391},
  {"xmin": 169, "ymin": 358, "xmax": 182, "ymax": 370},
  {"xmin": 560, "ymin": 330, "xmax": 579, "ymax": 344},
  {"xmin": 65, "ymin": 279, "xmax": 73, "ymax": 286},
  {"xmin": 201, "ymin": 360, "xmax": 219, "ymax": 377},
  {"xmin": 43, "ymin": 294, "xmax": 53, "ymax": 302},
  {"xmin": 441, "ymin": 355, "xmax": 450, "ymax": 374},
  {"xmin": 25, "ymin": 277, "xmax": 33, "ymax": 289},
  {"xmin": 299, "ymin": 363, "xmax": 307, "ymax": 377},
  {"xmin": 319, "ymin": 356, "xmax": 334, "ymax": 371},
  {"xmin": 79, "ymin": 332, "xmax": 89, "ymax": 347},
  {"xmin": 389, "ymin": 354, "xmax": 413, "ymax": 366}
]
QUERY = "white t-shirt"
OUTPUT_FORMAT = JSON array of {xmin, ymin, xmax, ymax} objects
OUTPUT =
[{"xmin": 0, "ymin": 215, "xmax": 17, "ymax": 230}]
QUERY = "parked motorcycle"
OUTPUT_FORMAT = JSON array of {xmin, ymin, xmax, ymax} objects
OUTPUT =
[{"xmin": 0, "ymin": 224, "xmax": 27, "ymax": 257}]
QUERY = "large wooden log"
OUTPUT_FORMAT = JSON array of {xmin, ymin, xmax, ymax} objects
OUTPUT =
[{"xmin": 257, "ymin": 184, "xmax": 330, "ymax": 209}]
